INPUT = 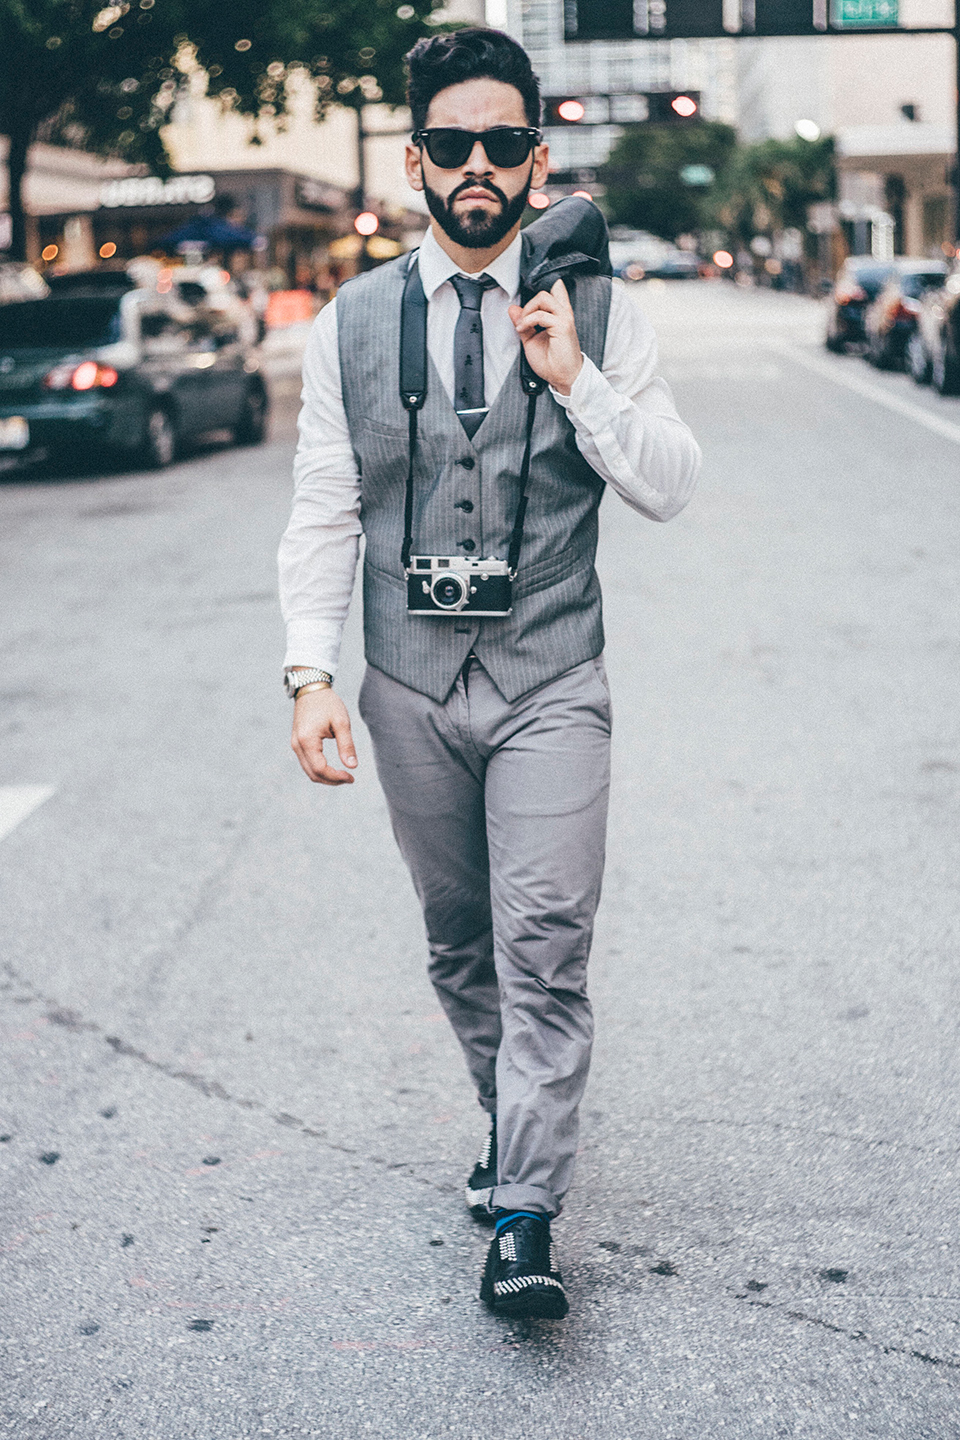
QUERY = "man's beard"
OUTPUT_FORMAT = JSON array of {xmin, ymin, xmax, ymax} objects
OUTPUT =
[{"xmin": 423, "ymin": 167, "xmax": 532, "ymax": 249}]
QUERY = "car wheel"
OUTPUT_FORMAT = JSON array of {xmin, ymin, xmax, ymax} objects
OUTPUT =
[
  {"xmin": 234, "ymin": 384, "xmax": 268, "ymax": 446},
  {"xmin": 140, "ymin": 407, "xmax": 177, "ymax": 469},
  {"xmin": 932, "ymin": 337, "xmax": 960, "ymax": 396},
  {"xmin": 868, "ymin": 335, "xmax": 890, "ymax": 369},
  {"xmin": 907, "ymin": 333, "xmax": 932, "ymax": 385}
]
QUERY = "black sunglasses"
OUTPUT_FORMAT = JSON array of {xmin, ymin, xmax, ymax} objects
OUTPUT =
[{"xmin": 413, "ymin": 127, "xmax": 541, "ymax": 170}]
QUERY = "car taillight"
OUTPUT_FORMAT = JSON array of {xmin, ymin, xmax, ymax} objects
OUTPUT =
[
  {"xmin": 836, "ymin": 285, "xmax": 867, "ymax": 304},
  {"xmin": 44, "ymin": 362, "xmax": 120, "ymax": 391}
]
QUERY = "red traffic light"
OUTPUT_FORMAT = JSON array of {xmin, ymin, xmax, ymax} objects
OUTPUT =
[
  {"xmin": 557, "ymin": 99, "xmax": 585, "ymax": 122},
  {"xmin": 647, "ymin": 90, "xmax": 701, "ymax": 123},
  {"xmin": 544, "ymin": 96, "xmax": 587, "ymax": 125}
]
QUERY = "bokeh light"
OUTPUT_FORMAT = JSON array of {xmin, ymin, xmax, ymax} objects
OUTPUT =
[
  {"xmin": 528, "ymin": 192, "xmax": 550, "ymax": 210},
  {"xmin": 671, "ymin": 95, "xmax": 698, "ymax": 118},
  {"xmin": 713, "ymin": 250, "xmax": 734, "ymax": 269},
  {"xmin": 99, "ymin": 242, "xmax": 117, "ymax": 259},
  {"xmin": 557, "ymin": 100, "xmax": 585, "ymax": 122},
  {"xmin": 41, "ymin": 244, "xmax": 59, "ymax": 262},
  {"xmin": 794, "ymin": 118, "xmax": 821, "ymax": 141},
  {"xmin": 354, "ymin": 212, "xmax": 380, "ymax": 236}
]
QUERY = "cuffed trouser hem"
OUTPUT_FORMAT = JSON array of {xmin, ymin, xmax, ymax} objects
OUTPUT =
[{"xmin": 490, "ymin": 1183, "xmax": 560, "ymax": 1219}]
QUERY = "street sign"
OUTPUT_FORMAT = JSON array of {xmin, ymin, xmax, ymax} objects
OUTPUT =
[{"xmin": 833, "ymin": 0, "xmax": 898, "ymax": 27}]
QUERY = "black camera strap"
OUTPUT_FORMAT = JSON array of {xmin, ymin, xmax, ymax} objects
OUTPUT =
[
  {"xmin": 400, "ymin": 256, "xmax": 544, "ymax": 577},
  {"xmin": 400, "ymin": 259, "xmax": 428, "ymax": 571}
]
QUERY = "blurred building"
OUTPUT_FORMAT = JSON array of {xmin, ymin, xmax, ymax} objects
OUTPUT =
[{"xmin": 734, "ymin": 10, "xmax": 956, "ymax": 256}]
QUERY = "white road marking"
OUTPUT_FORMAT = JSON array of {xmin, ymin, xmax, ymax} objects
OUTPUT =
[
  {"xmin": 773, "ymin": 344, "xmax": 960, "ymax": 448},
  {"xmin": 0, "ymin": 786, "xmax": 55, "ymax": 843}
]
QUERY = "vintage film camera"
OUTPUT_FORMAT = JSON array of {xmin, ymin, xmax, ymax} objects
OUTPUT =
[{"xmin": 406, "ymin": 555, "xmax": 513, "ymax": 616}]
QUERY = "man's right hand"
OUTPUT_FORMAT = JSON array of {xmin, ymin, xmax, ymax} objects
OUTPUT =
[{"xmin": 291, "ymin": 688, "xmax": 358, "ymax": 785}]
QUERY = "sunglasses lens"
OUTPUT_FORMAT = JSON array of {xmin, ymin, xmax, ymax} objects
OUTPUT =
[
  {"xmin": 421, "ymin": 130, "xmax": 535, "ymax": 168},
  {"xmin": 484, "ymin": 131, "xmax": 532, "ymax": 167},
  {"xmin": 425, "ymin": 130, "xmax": 473, "ymax": 168}
]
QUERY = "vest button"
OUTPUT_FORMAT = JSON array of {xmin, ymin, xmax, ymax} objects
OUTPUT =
[
  {"xmin": 455, "ymin": 499, "xmax": 474, "ymax": 513},
  {"xmin": 458, "ymin": 538, "xmax": 476, "ymax": 552},
  {"xmin": 457, "ymin": 457, "xmax": 475, "ymax": 469}
]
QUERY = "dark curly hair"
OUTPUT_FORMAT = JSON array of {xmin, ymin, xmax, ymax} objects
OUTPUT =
[{"xmin": 405, "ymin": 28, "xmax": 541, "ymax": 133}]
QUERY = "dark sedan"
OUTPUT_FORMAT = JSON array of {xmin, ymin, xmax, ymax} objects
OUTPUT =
[
  {"xmin": 863, "ymin": 260, "xmax": 948, "ymax": 370},
  {"xmin": 0, "ymin": 283, "xmax": 268, "ymax": 472},
  {"xmin": 824, "ymin": 257, "xmax": 895, "ymax": 352}
]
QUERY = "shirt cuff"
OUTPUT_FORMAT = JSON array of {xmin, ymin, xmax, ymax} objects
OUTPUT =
[
  {"xmin": 282, "ymin": 617, "xmax": 343, "ymax": 678},
  {"xmin": 550, "ymin": 354, "xmax": 629, "ymax": 434}
]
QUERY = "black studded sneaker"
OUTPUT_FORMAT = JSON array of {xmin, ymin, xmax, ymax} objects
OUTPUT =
[
  {"xmin": 480, "ymin": 1213, "xmax": 569, "ymax": 1319},
  {"xmin": 465, "ymin": 1117, "xmax": 497, "ymax": 1221}
]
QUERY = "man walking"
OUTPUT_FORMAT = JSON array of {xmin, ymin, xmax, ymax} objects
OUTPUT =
[{"xmin": 278, "ymin": 27, "xmax": 700, "ymax": 1318}]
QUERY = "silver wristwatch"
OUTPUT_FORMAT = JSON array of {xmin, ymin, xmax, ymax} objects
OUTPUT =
[{"xmin": 284, "ymin": 668, "xmax": 333, "ymax": 698}]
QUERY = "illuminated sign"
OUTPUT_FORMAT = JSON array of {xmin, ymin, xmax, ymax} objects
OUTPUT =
[{"xmin": 99, "ymin": 175, "xmax": 216, "ymax": 208}]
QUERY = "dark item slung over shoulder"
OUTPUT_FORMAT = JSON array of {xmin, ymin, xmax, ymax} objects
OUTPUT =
[{"xmin": 399, "ymin": 197, "xmax": 613, "ymax": 572}]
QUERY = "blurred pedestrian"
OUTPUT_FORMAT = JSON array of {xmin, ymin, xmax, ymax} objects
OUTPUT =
[{"xmin": 278, "ymin": 27, "xmax": 700, "ymax": 1318}]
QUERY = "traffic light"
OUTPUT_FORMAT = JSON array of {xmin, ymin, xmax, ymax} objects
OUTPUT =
[
  {"xmin": 543, "ymin": 96, "xmax": 587, "ymax": 125},
  {"xmin": 647, "ymin": 91, "xmax": 701, "ymax": 123}
]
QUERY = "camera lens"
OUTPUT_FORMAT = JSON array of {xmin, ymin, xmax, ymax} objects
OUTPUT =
[{"xmin": 432, "ymin": 573, "xmax": 468, "ymax": 610}]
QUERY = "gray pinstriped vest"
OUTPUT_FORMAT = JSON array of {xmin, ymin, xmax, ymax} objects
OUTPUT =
[{"xmin": 337, "ymin": 253, "xmax": 612, "ymax": 703}]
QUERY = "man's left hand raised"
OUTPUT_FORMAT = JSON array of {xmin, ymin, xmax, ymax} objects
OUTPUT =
[{"xmin": 508, "ymin": 278, "xmax": 583, "ymax": 396}]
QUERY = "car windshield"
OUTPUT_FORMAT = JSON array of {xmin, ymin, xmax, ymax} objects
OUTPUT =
[
  {"xmin": 0, "ymin": 297, "xmax": 123, "ymax": 349},
  {"xmin": 846, "ymin": 264, "xmax": 892, "ymax": 292},
  {"xmin": 901, "ymin": 272, "xmax": 946, "ymax": 298}
]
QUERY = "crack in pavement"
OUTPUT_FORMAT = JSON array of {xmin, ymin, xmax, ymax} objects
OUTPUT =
[
  {"xmin": 738, "ymin": 1296, "xmax": 960, "ymax": 1374},
  {"xmin": 632, "ymin": 1111, "xmax": 951, "ymax": 1158},
  {"xmin": 0, "ymin": 964, "xmax": 453, "ymax": 1198}
]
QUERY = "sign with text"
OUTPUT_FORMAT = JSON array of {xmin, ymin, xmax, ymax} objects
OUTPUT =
[
  {"xmin": 833, "ymin": 0, "xmax": 898, "ymax": 26},
  {"xmin": 565, "ymin": 0, "xmax": 931, "ymax": 39},
  {"xmin": 99, "ymin": 175, "xmax": 215, "ymax": 209}
]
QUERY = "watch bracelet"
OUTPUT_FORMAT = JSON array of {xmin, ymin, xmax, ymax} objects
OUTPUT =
[{"xmin": 293, "ymin": 680, "xmax": 332, "ymax": 698}]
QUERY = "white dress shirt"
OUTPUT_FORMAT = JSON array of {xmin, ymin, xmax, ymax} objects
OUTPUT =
[{"xmin": 279, "ymin": 226, "xmax": 701, "ymax": 674}]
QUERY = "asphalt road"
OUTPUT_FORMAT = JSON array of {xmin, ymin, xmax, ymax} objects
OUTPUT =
[{"xmin": 2, "ymin": 280, "xmax": 960, "ymax": 1439}]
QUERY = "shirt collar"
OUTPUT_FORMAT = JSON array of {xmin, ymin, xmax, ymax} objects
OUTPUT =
[{"xmin": 416, "ymin": 225, "xmax": 522, "ymax": 303}]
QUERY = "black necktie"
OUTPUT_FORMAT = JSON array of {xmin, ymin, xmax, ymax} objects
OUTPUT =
[{"xmin": 451, "ymin": 273, "xmax": 496, "ymax": 439}]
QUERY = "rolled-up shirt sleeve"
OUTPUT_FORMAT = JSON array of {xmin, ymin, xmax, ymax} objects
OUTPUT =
[
  {"xmin": 278, "ymin": 298, "xmax": 362, "ymax": 676},
  {"xmin": 550, "ymin": 279, "xmax": 701, "ymax": 521}
]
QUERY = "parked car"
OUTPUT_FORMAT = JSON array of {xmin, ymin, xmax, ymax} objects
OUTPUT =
[
  {"xmin": 907, "ymin": 271, "xmax": 960, "ymax": 395},
  {"xmin": 863, "ymin": 259, "xmax": 949, "ymax": 370},
  {"xmin": 609, "ymin": 236, "xmax": 670, "ymax": 282},
  {"xmin": 824, "ymin": 257, "xmax": 896, "ymax": 352},
  {"xmin": 646, "ymin": 249, "xmax": 701, "ymax": 280},
  {"xmin": 0, "ymin": 282, "xmax": 267, "ymax": 472}
]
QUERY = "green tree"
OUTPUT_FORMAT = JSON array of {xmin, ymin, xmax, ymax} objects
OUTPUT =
[
  {"xmin": 599, "ymin": 121, "xmax": 738, "ymax": 241},
  {"xmin": 0, "ymin": 0, "xmax": 438, "ymax": 261},
  {"xmin": 715, "ymin": 133, "xmax": 835, "ymax": 250}
]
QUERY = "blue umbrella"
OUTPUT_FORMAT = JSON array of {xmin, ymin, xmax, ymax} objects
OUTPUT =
[{"xmin": 160, "ymin": 215, "xmax": 257, "ymax": 250}]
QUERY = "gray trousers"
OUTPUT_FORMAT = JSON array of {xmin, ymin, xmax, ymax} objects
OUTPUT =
[{"xmin": 358, "ymin": 655, "xmax": 611, "ymax": 1217}]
